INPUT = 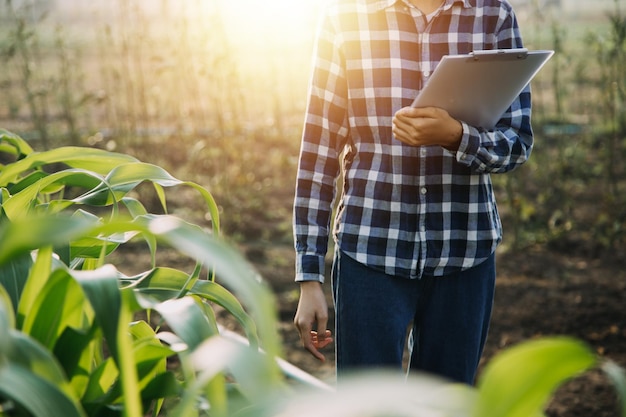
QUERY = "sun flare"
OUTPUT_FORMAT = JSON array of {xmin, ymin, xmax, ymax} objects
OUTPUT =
[{"xmin": 218, "ymin": 0, "xmax": 322, "ymax": 48}]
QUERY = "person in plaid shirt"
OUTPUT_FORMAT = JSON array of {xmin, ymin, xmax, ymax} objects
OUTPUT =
[{"xmin": 293, "ymin": 0, "xmax": 533, "ymax": 384}]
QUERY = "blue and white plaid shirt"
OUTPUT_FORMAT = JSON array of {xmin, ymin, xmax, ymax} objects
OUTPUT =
[{"xmin": 294, "ymin": 0, "xmax": 533, "ymax": 282}]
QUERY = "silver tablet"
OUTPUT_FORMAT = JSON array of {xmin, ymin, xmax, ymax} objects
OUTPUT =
[{"xmin": 411, "ymin": 48, "xmax": 554, "ymax": 128}]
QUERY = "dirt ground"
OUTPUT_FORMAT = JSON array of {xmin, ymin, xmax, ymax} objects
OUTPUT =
[{"xmin": 247, "ymin": 243, "xmax": 626, "ymax": 417}]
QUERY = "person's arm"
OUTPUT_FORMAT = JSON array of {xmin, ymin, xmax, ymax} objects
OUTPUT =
[
  {"xmin": 393, "ymin": 7, "xmax": 533, "ymax": 174},
  {"xmin": 293, "ymin": 6, "xmax": 348, "ymax": 361},
  {"xmin": 293, "ymin": 281, "xmax": 333, "ymax": 362}
]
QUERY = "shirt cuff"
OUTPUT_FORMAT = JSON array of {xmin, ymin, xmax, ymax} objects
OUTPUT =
[
  {"xmin": 295, "ymin": 253, "xmax": 326, "ymax": 283},
  {"xmin": 455, "ymin": 122, "xmax": 479, "ymax": 166}
]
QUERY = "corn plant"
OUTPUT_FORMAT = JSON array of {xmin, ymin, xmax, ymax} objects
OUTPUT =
[{"xmin": 0, "ymin": 129, "xmax": 283, "ymax": 416}]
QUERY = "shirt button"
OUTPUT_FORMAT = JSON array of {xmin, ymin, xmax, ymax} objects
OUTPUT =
[
  {"xmin": 420, "ymin": 187, "xmax": 427, "ymax": 195},
  {"xmin": 420, "ymin": 148, "xmax": 427, "ymax": 157},
  {"xmin": 423, "ymin": 70, "xmax": 430, "ymax": 78}
]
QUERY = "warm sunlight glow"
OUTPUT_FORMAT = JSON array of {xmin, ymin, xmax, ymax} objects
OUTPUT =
[{"xmin": 219, "ymin": 0, "xmax": 321, "ymax": 48}]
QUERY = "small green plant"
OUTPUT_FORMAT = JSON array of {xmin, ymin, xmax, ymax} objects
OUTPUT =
[{"xmin": 0, "ymin": 129, "xmax": 283, "ymax": 416}]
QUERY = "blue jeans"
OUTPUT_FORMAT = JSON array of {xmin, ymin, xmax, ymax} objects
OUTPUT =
[{"xmin": 331, "ymin": 250, "xmax": 495, "ymax": 385}]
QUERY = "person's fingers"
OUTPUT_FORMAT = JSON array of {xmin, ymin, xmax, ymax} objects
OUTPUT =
[
  {"xmin": 295, "ymin": 317, "xmax": 327, "ymax": 361},
  {"xmin": 311, "ymin": 330, "xmax": 332, "ymax": 343},
  {"xmin": 309, "ymin": 330, "xmax": 333, "ymax": 363},
  {"xmin": 393, "ymin": 117, "xmax": 420, "ymax": 145},
  {"xmin": 316, "ymin": 314, "xmax": 328, "ymax": 344},
  {"xmin": 312, "ymin": 330, "xmax": 333, "ymax": 349},
  {"xmin": 293, "ymin": 312, "xmax": 310, "ymax": 341},
  {"xmin": 392, "ymin": 115, "xmax": 411, "ymax": 132},
  {"xmin": 403, "ymin": 106, "xmax": 442, "ymax": 118},
  {"xmin": 392, "ymin": 115, "xmax": 413, "ymax": 141},
  {"xmin": 305, "ymin": 335, "xmax": 326, "ymax": 362}
]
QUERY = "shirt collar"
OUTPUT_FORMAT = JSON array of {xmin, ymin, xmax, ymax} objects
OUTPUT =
[{"xmin": 364, "ymin": 0, "xmax": 470, "ymax": 13}]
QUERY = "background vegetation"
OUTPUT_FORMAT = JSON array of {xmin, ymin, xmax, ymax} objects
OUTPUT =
[
  {"xmin": 0, "ymin": 0, "xmax": 624, "ymax": 252},
  {"xmin": 1, "ymin": 0, "xmax": 625, "ymax": 415}
]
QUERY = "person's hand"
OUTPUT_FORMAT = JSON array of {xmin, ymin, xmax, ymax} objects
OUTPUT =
[
  {"xmin": 293, "ymin": 281, "xmax": 333, "ymax": 362},
  {"xmin": 392, "ymin": 106, "xmax": 463, "ymax": 150}
]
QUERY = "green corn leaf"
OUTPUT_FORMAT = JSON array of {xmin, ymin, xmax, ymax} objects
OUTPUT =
[
  {"xmin": 81, "ymin": 357, "xmax": 119, "ymax": 405},
  {"xmin": 72, "ymin": 181, "xmax": 136, "ymax": 206},
  {"xmin": 118, "ymin": 289, "xmax": 144, "ymax": 417},
  {"xmin": 18, "ymin": 245, "xmax": 55, "ymax": 329},
  {"xmin": 155, "ymin": 297, "xmax": 219, "ymax": 352},
  {"xmin": 73, "ymin": 162, "xmax": 219, "ymax": 233},
  {"xmin": 0, "ymin": 214, "xmax": 96, "ymax": 266},
  {"xmin": 0, "ymin": 187, "xmax": 9, "ymax": 214},
  {"xmin": 0, "ymin": 128, "xmax": 34, "ymax": 159},
  {"xmin": 6, "ymin": 170, "xmax": 48, "ymax": 194},
  {"xmin": 121, "ymin": 196, "xmax": 149, "ymax": 217},
  {"xmin": 140, "ymin": 371, "xmax": 181, "ymax": 403},
  {"xmin": 105, "ymin": 162, "xmax": 182, "ymax": 188},
  {"xmin": 0, "ymin": 251, "xmax": 32, "ymax": 317},
  {"xmin": 54, "ymin": 324, "xmax": 98, "ymax": 397},
  {"xmin": 182, "ymin": 336, "xmax": 277, "ymax": 414},
  {"xmin": 123, "ymin": 267, "xmax": 196, "ymax": 301},
  {"xmin": 1, "ymin": 169, "xmax": 104, "ymax": 220},
  {"xmin": 134, "ymin": 343, "xmax": 173, "ymax": 386},
  {"xmin": 204, "ymin": 373, "xmax": 229, "ymax": 417},
  {"xmin": 129, "ymin": 320, "xmax": 161, "ymax": 342},
  {"xmin": 21, "ymin": 269, "xmax": 86, "ymax": 350},
  {"xmin": 72, "ymin": 265, "xmax": 123, "ymax": 364},
  {"xmin": 274, "ymin": 371, "xmax": 473, "ymax": 417},
  {"xmin": 106, "ymin": 163, "xmax": 220, "ymax": 233},
  {"xmin": 192, "ymin": 280, "xmax": 259, "ymax": 347},
  {"xmin": 1, "ymin": 291, "xmax": 84, "ymax": 415},
  {"xmin": 46, "ymin": 198, "xmax": 80, "ymax": 214},
  {"xmin": 70, "ymin": 236, "xmax": 122, "ymax": 259},
  {"xmin": 473, "ymin": 337, "xmax": 598, "ymax": 417},
  {"xmin": 0, "ymin": 146, "xmax": 138, "ymax": 187},
  {"xmin": 129, "ymin": 321, "xmax": 172, "ymax": 385},
  {"xmin": 0, "ymin": 363, "xmax": 86, "ymax": 417},
  {"xmin": 68, "ymin": 210, "xmax": 134, "ymax": 260},
  {"xmin": 74, "ymin": 265, "xmax": 142, "ymax": 417},
  {"xmin": 0, "ymin": 285, "xmax": 15, "ymax": 350},
  {"xmin": 167, "ymin": 337, "xmax": 244, "ymax": 417},
  {"xmin": 75, "ymin": 162, "xmax": 179, "ymax": 210},
  {"xmin": 5, "ymin": 330, "xmax": 76, "ymax": 397},
  {"xmin": 141, "ymin": 215, "xmax": 280, "ymax": 360},
  {"xmin": 121, "ymin": 197, "xmax": 158, "ymax": 267},
  {"xmin": 182, "ymin": 180, "xmax": 220, "ymax": 235},
  {"xmin": 125, "ymin": 267, "xmax": 257, "ymax": 344}
]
